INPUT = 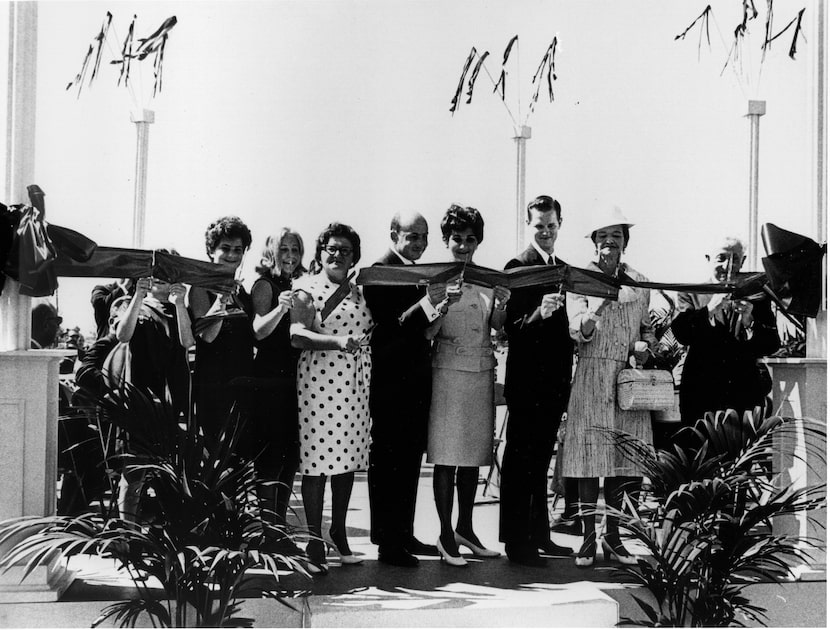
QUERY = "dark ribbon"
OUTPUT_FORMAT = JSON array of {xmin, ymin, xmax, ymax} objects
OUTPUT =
[
  {"xmin": 0, "ymin": 187, "xmax": 235, "ymax": 297},
  {"xmin": 356, "ymin": 262, "xmax": 766, "ymax": 301},
  {"xmin": 52, "ymin": 246, "xmax": 236, "ymax": 293},
  {"xmin": 320, "ymin": 271, "xmax": 356, "ymax": 321}
]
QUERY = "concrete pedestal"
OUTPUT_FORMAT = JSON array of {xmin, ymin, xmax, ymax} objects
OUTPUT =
[
  {"xmin": 764, "ymin": 357, "xmax": 827, "ymax": 575},
  {"xmin": 0, "ymin": 350, "xmax": 75, "ymax": 601}
]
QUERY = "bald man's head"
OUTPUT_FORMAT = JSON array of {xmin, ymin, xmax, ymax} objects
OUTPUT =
[{"xmin": 390, "ymin": 211, "xmax": 429, "ymax": 262}]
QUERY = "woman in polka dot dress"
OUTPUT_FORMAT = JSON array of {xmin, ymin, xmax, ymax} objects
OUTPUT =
[{"xmin": 290, "ymin": 222, "xmax": 373, "ymax": 572}]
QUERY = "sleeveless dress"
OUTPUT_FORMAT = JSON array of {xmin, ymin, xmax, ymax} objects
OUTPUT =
[
  {"xmin": 295, "ymin": 273, "xmax": 373, "ymax": 476},
  {"xmin": 560, "ymin": 262, "xmax": 656, "ymax": 478},
  {"xmin": 426, "ymin": 282, "xmax": 496, "ymax": 467},
  {"xmin": 250, "ymin": 274, "xmax": 301, "ymax": 476},
  {"xmin": 192, "ymin": 288, "xmax": 255, "ymax": 447}
]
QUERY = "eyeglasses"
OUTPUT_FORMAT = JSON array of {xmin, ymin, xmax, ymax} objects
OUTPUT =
[{"xmin": 323, "ymin": 245, "xmax": 353, "ymax": 257}]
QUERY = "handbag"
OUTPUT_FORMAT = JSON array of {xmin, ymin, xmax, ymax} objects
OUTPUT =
[{"xmin": 617, "ymin": 368, "xmax": 674, "ymax": 411}]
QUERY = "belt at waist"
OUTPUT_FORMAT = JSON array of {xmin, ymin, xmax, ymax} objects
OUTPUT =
[{"xmin": 434, "ymin": 341, "xmax": 494, "ymax": 357}]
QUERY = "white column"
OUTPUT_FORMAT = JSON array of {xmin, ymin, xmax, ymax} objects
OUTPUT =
[
  {"xmin": 745, "ymin": 100, "xmax": 765, "ymax": 272},
  {"xmin": 1, "ymin": 1, "xmax": 38, "ymax": 352},
  {"xmin": 0, "ymin": 2, "xmax": 75, "ymax": 602},
  {"xmin": 513, "ymin": 125, "xmax": 531, "ymax": 253},
  {"xmin": 130, "ymin": 109, "xmax": 154, "ymax": 249}
]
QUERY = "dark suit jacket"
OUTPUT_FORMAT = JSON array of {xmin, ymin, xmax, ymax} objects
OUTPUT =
[
  {"xmin": 364, "ymin": 249, "xmax": 434, "ymax": 444},
  {"xmin": 671, "ymin": 291, "xmax": 780, "ymax": 424},
  {"xmin": 503, "ymin": 246, "xmax": 574, "ymax": 409}
]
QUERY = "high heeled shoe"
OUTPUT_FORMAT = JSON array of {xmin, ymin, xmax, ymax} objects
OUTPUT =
[
  {"xmin": 437, "ymin": 537, "xmax": 468, "ymax": 567},
  {"xmin": 328, "ymin": 529, "xmax": 363, "ymax": 565},
  {"xmin": 326, "ymin": 540, "xmax": 363, "ymax": 565},
  {"xmin": 305, "ymin": 540, "xmax": 329, "ymax": 576},
  {"xmin": 574, "ymin": 535, "xmax": 597, "ymax": 568},
  {"xmin": 454, "ymin": 532, "xmax": 501, "ymax": 558},
  {"xmin": 601, "ymin": 537, "xmax": 638, "ymax": 566}
]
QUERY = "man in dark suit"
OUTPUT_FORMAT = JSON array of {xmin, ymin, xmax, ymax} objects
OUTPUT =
[
  {"xmin": 499, "ymin": 195, "xmax": 578, "ymax": 567},
  {"xmin": 672, "ymin": 236, "xmax": 780, "ymax": 439},
  {"xmin": 364, "ymin": 210, "xmax": 454, "ymax": 567}
]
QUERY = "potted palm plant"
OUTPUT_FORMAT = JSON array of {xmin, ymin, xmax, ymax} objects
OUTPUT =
[
  {"xmin": 0, "ymin": 384, "xmax": 311, "ymax": 627},
  {"xmin": 603, "ymin": 408, "xmax": 826, "ymax": 627}
]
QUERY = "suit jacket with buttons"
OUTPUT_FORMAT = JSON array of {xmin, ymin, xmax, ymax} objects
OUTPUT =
[{"xmin": 503, "ymin": 245, "xmax": 574, "ymax": 408}]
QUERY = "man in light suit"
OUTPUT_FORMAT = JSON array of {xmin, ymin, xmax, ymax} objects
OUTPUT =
[
  {"xmin": 364, "ymin": 210, "xmax": 454, "ymax": 567},
  {"xmin": 499, "ymin": 195, "xmax": 578, "ymax": 567}
]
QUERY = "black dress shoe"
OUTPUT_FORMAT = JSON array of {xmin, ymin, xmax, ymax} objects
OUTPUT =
[
  {"xmin": 537, "ymin": 540, "xmax": 574, "ymax": 558},
  {"xmin": 505, "ymin": 544, "xmax": 547, "ymax": 568},
  {"xmin": 378, "ymin": 546, "xmax": 419, "ymax": 567},
  {"xmin": 404, "ymin": 537, "xmax": 440, "ymax": 557}
]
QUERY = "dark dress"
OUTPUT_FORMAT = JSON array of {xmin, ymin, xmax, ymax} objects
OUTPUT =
[
  {"xmin": 499, "ymin": 247, "xmax": 574, "ymax": 548},
  {"xmin": 192, "ymin": 289, "xmax": 255, "ymax": 448},
  {"xmin": 249, "ymin": 275, "xmax": 301, "ymax": 476},
  {"xmin": 672, "ymin": 291, "xmax": 780, "ymax": 432},
  {"xmin": 129, "ymin": 301, "xmax": 190, "ymax": 416}
]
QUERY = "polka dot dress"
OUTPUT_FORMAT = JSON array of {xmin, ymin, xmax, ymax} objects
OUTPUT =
[{"xmin": 295, "ymin": 273, "xmax": 373, "ymax": 476}]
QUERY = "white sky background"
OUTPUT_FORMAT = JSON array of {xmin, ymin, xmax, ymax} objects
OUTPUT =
[{"xmin": 2, "ymin": 0, "xmax": 821, "ymax": 335}]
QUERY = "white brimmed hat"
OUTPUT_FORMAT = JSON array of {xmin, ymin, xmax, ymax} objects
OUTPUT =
[{"xmin": 584, "ymin": 204, "xmax": 635, "ymax": 238}]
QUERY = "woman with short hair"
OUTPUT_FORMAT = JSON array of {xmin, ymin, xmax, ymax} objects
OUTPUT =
[
  {"xmin": 560, "ymin": 205, "xmax": 657, "ymax": 568},
  {"xmin": 189, "ymin": 216, "xmax": 255, "ymax": 449},
  {"xmin": 290, "ymin": 222, "xmax": 373, "ymax": 572},
  {"xmin": 426, "ymin": 205, "xmax": 511, "ymax": 567}
]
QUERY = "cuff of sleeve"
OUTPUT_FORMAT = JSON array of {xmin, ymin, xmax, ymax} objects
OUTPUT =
[
  {"xmin": 419, "ymin": 295, "xmax": 441, "ymax": 322},
  {"xmin": 586, "ymin": 311, "xmax": 600, "ymax": 322}
]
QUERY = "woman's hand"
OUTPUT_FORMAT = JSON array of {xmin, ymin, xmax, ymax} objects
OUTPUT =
[
  {"xmin": 431, "ymin": 281, "xmax": 464, "ymax": 315},
  {"xmin": 135, "ymin": 277, "xmax": 153, "ymax": 299},
  {"xmin": 168, "ymin": 283, "xmax": 187, "ymax": 306},
  {"xmin": 594, "ymin": 297, "xmax": 613, "ymax": 315},
  {"xmin": 338, "ymin": 335, "xmax": 361, "ymax": 354},
  {"xmin": 277, "ymin": 289, "xmax": 294, "ymax": 312},
  {"xmin": 631, "ymin": 340, "xmax": 649, "ymax": 367},
  {"xmin": 493, "ymin": 286, "xmax": 511, "ymax": 311}
]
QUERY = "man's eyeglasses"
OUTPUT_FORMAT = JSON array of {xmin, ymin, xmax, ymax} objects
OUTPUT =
[{"xmin": 324, "ymin": 246, "xmax": 353, "ymax": 257}]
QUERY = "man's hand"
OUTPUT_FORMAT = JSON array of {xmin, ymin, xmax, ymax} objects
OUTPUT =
[
  {"xmin": 707, "ymin": 293, "xmax": 730, "ymax": 316},
  {"xmin": 493, "ymin": 285, "xmax": 511, "ymax": 311},
  {"xmin": 733, "ymin": 298, "xmax": 754, "ymax": 327},
  {"xmin": 427, "ymin": 282, "xmax": 448, "ymax": 307},
  {"xmin": 540, "ymin": 293, "xmax": 565, "ymax": 319}
]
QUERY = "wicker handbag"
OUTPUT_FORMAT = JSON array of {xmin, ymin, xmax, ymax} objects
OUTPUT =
[{"xmin": 617, "ymin": 368, "xmax": 674, "ymax": 411}]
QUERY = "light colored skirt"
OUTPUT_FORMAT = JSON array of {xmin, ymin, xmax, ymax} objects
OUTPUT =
[{"xmin": 427, "ymin": 367, "xmax": 494, "ymax": 467}]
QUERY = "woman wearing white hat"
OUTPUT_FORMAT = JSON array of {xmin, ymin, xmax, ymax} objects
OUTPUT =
[{"xmin": 560, "ymin": 205, "xmax": 657, "ymax": 567}]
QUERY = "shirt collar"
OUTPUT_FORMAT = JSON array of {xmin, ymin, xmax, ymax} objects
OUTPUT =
[
  {"xmin": 391, "ymin": 248, "xmax": 415, "ymax": 265},
  {"xmin": 530, "ymin": 240, "xmax": 555, "ymax": 264}
]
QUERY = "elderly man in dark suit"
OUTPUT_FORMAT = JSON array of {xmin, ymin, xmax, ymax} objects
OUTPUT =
[
  {"xmin": 365, "ymin": 210, "xmax": 455, "ymax": 567},
  {"xmin": 672, "ymin": 236, "xmax": 780, "ymax": 436},
  {"xmin": 499, "ymin": 195, "xmax": 578, "ymax": 567}
]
